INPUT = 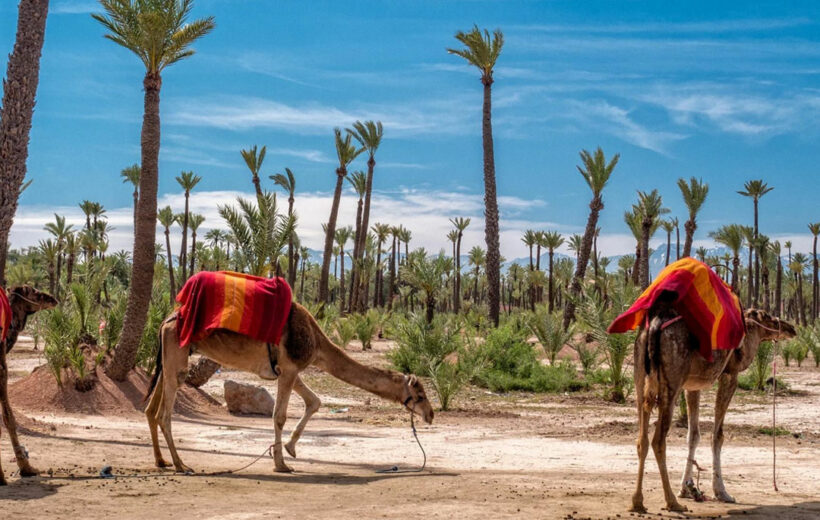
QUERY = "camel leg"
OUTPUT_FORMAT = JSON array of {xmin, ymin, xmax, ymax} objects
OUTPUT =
[
  {"xmin": 155, "ymin": 335, "xmax": 193, "ymax": 474},
  {"xmin": 712, "ymin": 373, "xmax": 738, "ymax": 503},
  {"xmin": 273, "ymin": 370, "xmax": 297, "ymax": 473},
  {"xmin": 652, "ymin": 383, "xmax": 687, "ymax": 512},
  {"xmin": 0, "ymin": 345, "xmax": 38, "ymax": 477},
  {"xmin": 145, "ymin": 372, "xmax": 170, "ymax": 468},
  {"xmin": 630, "ymin": 335, "xmax": 652, "ymax": 514},
  {"xmin": 679, "ymin": 390, "xmax": 701, "ymax": 497},
  {"xmin": 285, "ymin": 376, "xmax": 321, "ymax": 458}
]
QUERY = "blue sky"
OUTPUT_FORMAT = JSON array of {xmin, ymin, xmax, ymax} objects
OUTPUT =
[{"xmin": 1, "ymin": 0, "xmax": 818, "ymax": 258}]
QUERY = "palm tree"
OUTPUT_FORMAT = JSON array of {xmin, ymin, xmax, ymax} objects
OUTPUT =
[
  {"xmin": 563, "ymin": 147, "xmax": 619, "ymax": 329},
  {"xmin": 770, "ymin": 240, "xmax": 783, "ymax": 316},
  {"xmin": 39, "ymin": 239, "xmax": 58, "ymax": 294},
  {"xmin": 299, "ymin": 246, "xmax": 310, "ymax": 301},
  {"xmin": 450, "ymin": 217, "xmax": 470, "ymax": 313},
  {"xmin": 636, "ymin": 190, "xmax": 669, "ymax": 288},
  {"xmin": 522, "ymin": 229, "xmax": 537, "ymax": 310},
  {"xmin": 710, "ymin": 224, "xmax": 744, "ymax": 293},
  {"xmin": 448, "ymin": 26, "xmax": 504, "ymax": 326},
  {"xmin": 671, "ymin": 216, "xmax": 680, "ymax": 260},
  {"xmin": 44, "ymin": 213, "xmax": 73, "ymax": 299},
  {"xmin": 740, "ymin": 226, "xmax": 755, "ymax": 307},
  {"xmin": 271, "ymin": 167, "xmax": 296, "ymax": 286},
  {"xmin": 188, "ymin": 213, "xmax": 205, "ymax": 276},
  {"xmin": 447, "ymin": 229, "xmax": 459, "ymax": 308},
  {"xmin": 335, "ymin": 226, "xmax": 353, "ymax": 310},
  {"xmin": 567, "ymin": 234, "xmax": 582, "ymax": 263},
  {"xmin": 808, "ymin": 222, "xmax": 819, "ymax": 320},
  {"xmin": 738, "ymin": 179, "xmax": 773, "ymax": 305},
  {"xmin": 677, "ymin": 177, "xmax": 709, "ymax": 258},
  {"xmin": 372, "ymin": 223, "xmax": 391, "ymax": 308},
  {"xmin": 175, "ymin": 170, "xmax": 201, "ymax": 283},
  {"xmin": 624, "ymin": 208, "xmax": 642, "ymax": 286},
  {"xmin": 346, "ymin": 170, "xmax": 367, "ymax": 311},
  {"xmin": 319, "ymin": 128, "xmax": 362, "ymax": 303},
  {"xmin": 120, "ymin": 163, "xmax": 141, "ymax": 229},
  {"xmin": 64, "ymin": 231, "xmax": 80, "ymax": 285},
  {"xmin": 790, "ymin": 254, "xmax": 808, "ymax": 325},
  {"xmin": 468, "ymin": 245, "xmax": 486, "ymax": 304},
  {"xmin": 94, "ymin": 0, "xmax": 214, "ymax": 380},
  {"xmin": 347, "ymin": 120, "xmax": 383, "ymax": 311},
  {"xmin": 661, "ymin": 219, "xmax": 675, "ymax": 267},
  {"xmin": 757, "ymin": 235, "xmax": 771, "ymax": 311},
  {"xmin": 157, "ymin": 206, "xmax": 176, "ymax": 303},
  {"xmin": 542, "ymin": 231, "xmax": 564, "ymax": 312},
  {"xmin": 404, "ymin": 251, "xmax": 449, "ymax": 323},
  {"xmin": 785, "ymin": 241, "xmax": 792, "ymax": 264},
  {"xmin": 241, "ymin": 144, "xmax": 266, "ymax": 198},
  {"xmin": 0, "ymin": 0, "xmax": 50, "ymax": 286}
]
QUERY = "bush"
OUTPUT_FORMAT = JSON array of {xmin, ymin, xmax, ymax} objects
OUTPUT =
[
  {"xmin": 529, "ymin": 306, "xmax": 573, "ymax": 365},
  {"xmin": 473, "ymin": 325, "xmax": 583, "ymax": 393},
  {"xmin": 137, "ymin": 293, "xmax": 171, "ymax": 373},
  {"xmin": 744, "ymin": 340, "xmax": 774, "ymax": 391},
  {"xmin": 352, "ymin": 309, "xmax": 380, "ymax": 350},
  {"xmin": 332, "ymin": 317, "xmax": 356, "ymax": 349}
]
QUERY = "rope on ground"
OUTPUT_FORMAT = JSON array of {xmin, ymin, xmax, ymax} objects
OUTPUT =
[{"xmin": 376, "ymin": 412, "xmax": 427, "ymax": 474}]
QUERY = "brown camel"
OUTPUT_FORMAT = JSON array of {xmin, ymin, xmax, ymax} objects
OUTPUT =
[
  {"xmin": 0, "ymin": 285, "xmax": 58, "ymax": 485},
  {"xmin": 631, "ymin": 304, "xmax": 795, "ymax": 513},
  {"xmin": 145, "ymin": 301, "xmax": 434, "ymax": 473}
]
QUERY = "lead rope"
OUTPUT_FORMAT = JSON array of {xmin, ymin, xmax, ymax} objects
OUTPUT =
[
  {"xmin": 376, "ymin": 411, "xmax": 427, "ymax": 474},
  {"xmin": 772, "ymin": 320, "xmax": 781, "ymax": 492}
]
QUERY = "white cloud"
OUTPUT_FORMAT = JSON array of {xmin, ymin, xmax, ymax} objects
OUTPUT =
[
  {"xmin": 512, "ymin": 18, "xmax": 812, "ymax": 35},
  {"xmin": 50, "ymin": 1, "xmax": 97, "ymax": 14}
]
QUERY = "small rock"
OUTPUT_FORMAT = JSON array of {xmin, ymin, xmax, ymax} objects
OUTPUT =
[{"xmin": 224, "ymin": 380, "xmax": 274, "ymax": 416}]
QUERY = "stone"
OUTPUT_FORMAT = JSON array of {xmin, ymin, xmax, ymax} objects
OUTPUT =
[{"xmin": 223, "ymin": 380, "xmax": 274, "ymax": 416}]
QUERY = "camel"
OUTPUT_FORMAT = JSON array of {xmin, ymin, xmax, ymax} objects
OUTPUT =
[
  {"xmin": 145, "ymin": 301, "xmax": 434, "ymax": 473},
  {"xmin": 631, "ymin": 303, "xmax": 795, "ymax": 513},
  {"xmin": 0, "ymin": 285, "xmax": 58, "ymax": 485}
]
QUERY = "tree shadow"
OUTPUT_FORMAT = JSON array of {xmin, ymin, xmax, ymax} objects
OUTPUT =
[
  {"xmin": 0, "ymin": 479, "xmax": 60, "ymax": 501},
  {"xmin": 726, "ymin": 501, "xmax": 820, "ymax": 519}
]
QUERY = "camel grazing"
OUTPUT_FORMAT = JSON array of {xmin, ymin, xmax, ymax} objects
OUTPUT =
[
  {"xmin": 145, "ymin": 301, "xmax": 434, "ymax": 473},
  {"xmin": 631, "ymin": 305, "xmax": 795, "ymax": 513},
  {"xmin": 0, "ymin": 285, "xmax": 58, "ymax": 485}
]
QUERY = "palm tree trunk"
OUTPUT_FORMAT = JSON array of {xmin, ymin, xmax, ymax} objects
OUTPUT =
[
  {"xmin": 675, "ymin": 224, "xmax": 680, "ymax": 260},
  {"xmin": 731, "ymin": 256, "xmax": 739, "ymax": 294},
  {"xmin": 185, "ymin": 357, "xmax": 221, "ymax": 388},
  {"xmin": 355, "ymin": 157, "xmax": 375, "ymax": 311},
  {"xmin": 682, "ymin": 219, "xmax": 695, "ymax": 258},
  {"xmin": 481, "ymin": 79, "xmax": 501, "ymax": 327},
  {"xmin": 797, "ymin": 274, "xmax": 806, "ymax": 326},
  {"xmin": 106, "ymin": 72, "xmax": 161, "ymax": 381},
  {"xmin": 66, "ymin": 252, "xmax": 74, "ymax": 285},
  {"xmin": 179, "ymin": 191, "xmax": 189, "ymax": 283},
  {"xmin": 454, "ymin": 232, "xmax": 463, "ymax": 313},
  {"xmin": 753, "ymin": 199, "xmax": 760, "ymax": 305},
  {"xmin": 388, "ymin": 237, "xmax": 396, "ymax": 310},
  {"xmin": 164, "ymin": 227, "xmax": 176, "ymax": 305},
  {"xmin": 665, "ymin": 230, "xmax": 671, "ymax": 266},
  {"xmin": 189, "ymin": 230, "xmax": 197, "ymax": 276},
  {"xmin": 55, "ymin": 251, "xmax": 62, "ymax": 298},
  {"xmin": 132, "ymin": 187, "xmax": 138, "ymax": 231},
  {"xmin": 319, "ymin": 171, "xmax": 345, "ymax": 303},
  {"xmin": 548, "ymin": 250, "xmax": 555, "ymax": 313},
  {"xmin": 349, "ymin": 197, "xmax": 363, "ymax": 312},
  {"xmin": 374, "ymin": 246, "xmax": 382, "ymax": 307},
  {"xmin": 747, "ymin": 246, "xmax": 753, "ymax": 308},
  {"xmin": 287, "ymin": 197, "xmax": 296, "ymax": 287},
  {"xmin": 563, "ymin": 195, "xmax": 602, "ymax": 329},
  {"xmin": 640, "ymin": 220, "xmax": 651, "ymax": 289},
  {"xmin": 632, "ymin": 242, "xmax": 641, "ymax": 286},
  {"xmin": 252, "ymin": 174, "xmax": 262, "ymax": 199},
  {"xmin": 339, "ymin": 245, "xmax": 346, "ymax": 311},
  {"xmin": 813, "ymin": 235, "xmax": 818, "ymax": 319},
  {"xmin": 775, "ymin": 259, "xmax": 782, "ymax": 317},
  {"xmin": 0, "ymin": 0, "xmax": 49, "ymax": 286}
]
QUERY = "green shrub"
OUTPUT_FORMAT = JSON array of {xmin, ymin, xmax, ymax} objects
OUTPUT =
[
  {"xmin": 744, "ymin": 340, "xmax": 774, "ymax": 391},
  {"xmin": 353, "ymin": 309, "xmax": 381, "ymax": 350},
  {"xmin": 332, "ymin": 317, "xmax": 356, "ymax": 348},
  {"xmin": 43, "ymin": 308, "xmax": 72, "ymax": 385},
  {"xmin": 102, "ymin": 295, "xmax": 127, "ymax": 351},
  {"xmin": 529, "ymin": 306, "xmax": 574, "ymax": 365},
  {"xmin": 137, "ymin": 293, "xmax": 171, "ymax": 373}
]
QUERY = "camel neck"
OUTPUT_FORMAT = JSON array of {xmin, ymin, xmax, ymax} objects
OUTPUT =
[{"xmin": 313, "ymin": 334, "xmax": 405, "ymax": 404}]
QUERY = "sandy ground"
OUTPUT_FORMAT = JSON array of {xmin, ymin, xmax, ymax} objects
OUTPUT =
[{"xmin": 2, "ymin": 337, "xmax": 818, "ymax": 519}]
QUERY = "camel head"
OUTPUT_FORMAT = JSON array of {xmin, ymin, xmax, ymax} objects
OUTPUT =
[
  {"xmin": 743, "ymin": 309, "xmax": 796, "ymax": 342},
  {"xmin": 8, "ymin": 285, "xmax": 58, "ymax": 314},
  {"xmin": 402, "ymin": 374, "xmax": 434, "ymax": 424}
]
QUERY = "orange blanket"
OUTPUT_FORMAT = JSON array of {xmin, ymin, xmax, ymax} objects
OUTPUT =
[
  {"xmin": 176, "ymin": 271, "xmax": 292, "ymax": 348},
  {"xmin": 608, "ymin": 258, "xmax": 745, "ymax": 360},
  {"xmin": 0, "ymin": 289, "xmax": 10, "ymax": 342}
]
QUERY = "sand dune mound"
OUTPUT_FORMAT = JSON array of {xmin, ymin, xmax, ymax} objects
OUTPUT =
[{"xmin": 10, "ymin": 362, "xmax": 223, "ymax": 417}]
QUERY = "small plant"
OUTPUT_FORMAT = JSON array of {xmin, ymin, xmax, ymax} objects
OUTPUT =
[
  {"xmin": 745, "ymin": 341, "xmax": 774, "ymax": 391},
  {"xmin": 353, "ymin": 309, "xmax": 380, "ymax": 350},
  {"xmin": 529, "ymin": 306, "xmax": 574, "ymax": 366},
  {"xmin": 137, "ymin": 292, "xmax": 172, "ymax": 374},
  {"xmin": 781, "ymin": 342, "xmax": 795, "ymax": 367},
  {"xmin": 757, "ymin": 426, "xmax": 790, "ymax": 436},
  {"xmin": 332, "ymin": 317, "xmax": 356, "ymax": 348}
]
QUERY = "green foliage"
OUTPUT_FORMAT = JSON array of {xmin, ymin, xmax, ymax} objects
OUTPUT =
[
  {"xmin": 744, "ymin": 341, "xmax": 774, "ymax": 391},
  {"xmin": 137, "ymin": 292, "xmax": 172, "ymax": 374},
  {"xmin": 473, "ymin": 325, "xmax": 583, "ymax": 393},
  {"xmin": 332, "ymin": 317, "xmax": 357, "ymax": 348},
  {"xmin": 102, "ymin": 295, "xmax": 128, "ymax": 351},
  {"xmin": 529, "ymin": 306, "xmax": 574, "ymax": 365},
  {"xmin": 352, "ymin": 309, "xmax": 381, "ymax": 350},
  {"xmin": 43, "ymin": 308, "xmax": 72, "ymax": 385}
]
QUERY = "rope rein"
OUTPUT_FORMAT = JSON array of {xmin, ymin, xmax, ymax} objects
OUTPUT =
[{"xmin": 376, "ymin": 411, "xmax": 427, "ymax": 473}]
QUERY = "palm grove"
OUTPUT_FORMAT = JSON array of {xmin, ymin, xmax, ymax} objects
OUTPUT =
[{"xmin": 1, "ymin": 3, "xmax": 819, "ymax": 410}]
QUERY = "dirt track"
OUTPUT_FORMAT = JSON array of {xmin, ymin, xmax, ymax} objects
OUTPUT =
[{"xmin": 2, "ymin": 338, "xmax": 818, "ymax": 519}]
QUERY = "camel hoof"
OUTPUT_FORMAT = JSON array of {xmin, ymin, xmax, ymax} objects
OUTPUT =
[
  {"xmin": 155, "ymin": 459, "xmax": 171, "ymax": 469},
  {"xmin": 19, "ymin": 466, "xmax": 40, "ymax": 478},
  {"xmin": 629, "ymin": 504, "xmax": 647, "ymax": 514},
  {"xmin": 665, "ymin": 501, "xmax": 688, "ymax": 512},
  {"xmin": 679, "ymin": 488, "xmax": 691, "ymax": 499},
  {"xmin": 274, "ymin": 464, "xmax": 294, "ymax": 473},
  {"xmin": 175, "ymin": 465, "xmax": 194, "ymax": 475},
  {"xmin": 285, "ymin": 442, "xmax": 297, "ymax": 459},
  {"xmin": 715, "ymin": 491, "xmax": 736, "ymax": 503}
]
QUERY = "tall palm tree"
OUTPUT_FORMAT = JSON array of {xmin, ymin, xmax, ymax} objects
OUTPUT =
[
  {"xmin": 346, "ymin": 120, "xmax": 383, "ymax": 311},
  {"xmin": 271, "ymin": 167, "xmax": 296, "ymax": 286},
  {"xmin": 740, "ymin": 226, "xmax": 755, "ymax": 307},
  {"xmin": 241, "ymin": 144, "xmax": 266, "ymax": 198},
  {"xmin": 624, "ymin": 208, "xmax": 642, "ymax": 286},
  {"xmin": 671, "ymin": 216, "xmax": 680, "ymax": 260},
  {"xmin": 372, "ymin": 223, "xmax": 391, "ymax": 308},
  {"xmin": 710, "ymin": 224, "xmax": 744, "ymax": 293},
  {"xmin": 157, "ymin": 205, "xmax": 176, "ymax": 303},
  {"xmin": 447, "ymin": 229, "xmax": 459, "ymax": 308},
  {"xmin": 522, "ymin": 229, "xmax": 537, "ymax": 310},
  {"xmin": 346, "ymin": 170, "xmax": 367, "ymax": 311},
  {"xmin": 563, "ymin": 147, "xmax": 619, "ymax": 329},
  {"xmin": 468, "ymin": 245, "xmax": 486, "ymax": 304},
  {"xmin": 64, "ymin": 231, "xmax": 80, "ymax": 285},
  {"xmin": 44, "ymin": 213, "xmax": 73, "ymax": 299},
  {"xmin": 661, "ymin": 219, "xmax": 675, "ymax": 267},
  {"xmin": 808, "ymin": 222, "xmax": 820, "ymax": 320},
  {"xmin": 770, "ymin": 240, "xmax": 783, "ymax": 316},
  {"xmin": 677, "ymin": 177, "xmax": 709, "ymax": 258},
  {"xmin": 567, "ymin": 234, "xmax": 582, "ymax": 263},
  {"xmin": 757, "ymin": 235, "xmax": 771, "ymax": 311},
  {"xmin": 188, "ymin": 213, "xmax": 204, "ymax": 276},
  {"xmin": 542, "ymin": 231, "xmax": 564, "ymax": 312},
  {"xmin": 175, "ymin": 170, "xmax": 201, "ymax": 283},
  {"xmin": 790, "ymin": 254, "xmax": 808, "ymax": 325},
  {"xmin": 120, "ymin": 163, "xmax": 141, "ymax": 229},
  {"xmin": 94, "ymin": 0, "xmax": 214, "ymax": 381},
  {"xmin": 335, "ymin": 226, "xmax": 352, "ymax": 310},
  {"xmin": 299, "ymin": 246, "xmax": 309, "ymax": 301},
  {"xmin": 450, "ymin": 217, "xmax": 470, "ymax": 313},
  {"xmin": 0, "ymin": 0, "xmax": 50, "ymax": 286},
  {"xmin": 636, "ymin": 190, "xmax": 669, "ymax": 288},
  {"xmin": 319, "ymin": 128, "xmax": 362, "ymax": 303},
  {"xmin": 38, "ymin": 239, "xmax": 58, "ymax": 294},
  {"xmin": 448, "ymin": 26, "xmax": 504, "ymax": 326},
  {"xmin": 738, "ymin": 179, "xmax": 773, "ymax": 305}
]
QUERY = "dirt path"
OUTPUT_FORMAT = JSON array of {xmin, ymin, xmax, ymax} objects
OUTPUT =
[{"xmin": 2, "ymin": 338, "xmax": 818, "ymax": 519}]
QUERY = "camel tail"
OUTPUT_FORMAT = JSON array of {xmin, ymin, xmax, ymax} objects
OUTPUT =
[
  {"xmin": 646, "ymin": 315, "xmax": 663, "ymax": 376},
  {"xmin": 143, "ymin": 321, "xmax": 165, "ymax": 405}
]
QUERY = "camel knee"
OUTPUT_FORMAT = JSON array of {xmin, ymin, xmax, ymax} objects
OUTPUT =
[{"xmin": 307, "ymin": 397, "xmax": 321, "ymax": 415}]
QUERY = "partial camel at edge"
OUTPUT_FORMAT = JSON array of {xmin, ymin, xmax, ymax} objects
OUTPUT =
[{"xmin": 144, "ymin": 301, "xmax": 434, "ymax": 473}]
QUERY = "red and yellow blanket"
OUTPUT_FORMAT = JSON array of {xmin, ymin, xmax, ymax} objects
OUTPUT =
[
  {"xmin": 607, "ymin": 257, "xmax": 745, "ymax": 360},
  {"xmin": 175, "ymin": 271, "xmax": 293, "ymax": 348},
  {"xmin": 0, "ymin": 289, "xmax": 11, "ymax": 342}
]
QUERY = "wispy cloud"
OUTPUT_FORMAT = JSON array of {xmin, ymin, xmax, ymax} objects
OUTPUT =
[
  {"xmin": 50, "ymin": 1, "xmax": 97, "ymax": 14},
  {"xmin": 512, "ymin": 18, "xmax": 813, "ymax": 35}
]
